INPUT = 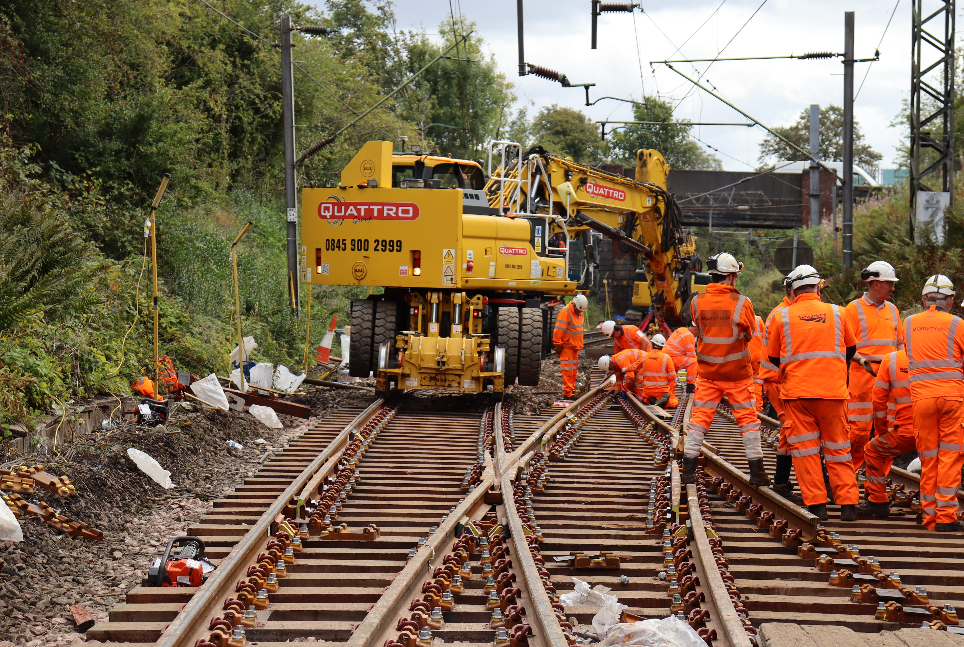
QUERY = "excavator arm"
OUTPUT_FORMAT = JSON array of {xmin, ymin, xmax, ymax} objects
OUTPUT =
[{"xmin": 484, "ymin": 143, "xmax": 702, "ymax": 326}]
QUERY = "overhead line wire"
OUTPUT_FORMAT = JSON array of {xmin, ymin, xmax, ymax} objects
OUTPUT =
[
  {"xmin": 855, "ymin": 0, "xmax": 900, "ymax": 100},
  {"xmin": 198, "ymin": 0, "xmax": 274, "ymax": 46}
]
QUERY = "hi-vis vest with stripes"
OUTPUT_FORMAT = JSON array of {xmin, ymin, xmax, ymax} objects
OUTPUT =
[
  {"xmin": 775, "ymin": 298, "xmax": 850, "ymax": 400},
  {"xmin": 850, "ymin": 295, "xmax": 900, "ymax": 361},
  {"xmin": 873, "ymin": 350, "xmax": 912, "ymax": 431},
  {"xmin": 553, "ymin": 304, "xmax": 584, "ymax": 349},
  {"xmin": 692, "ymin": 294, "xmax": 750, "ymax": 365},
  {"xmin": 904, "ymin": 310, "xmax": 964, "ymax": 399}
]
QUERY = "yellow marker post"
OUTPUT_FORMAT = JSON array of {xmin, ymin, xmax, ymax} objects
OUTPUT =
[{"xmin": 148, "ymin": 173, "xmax": 171, "ymax": 400}]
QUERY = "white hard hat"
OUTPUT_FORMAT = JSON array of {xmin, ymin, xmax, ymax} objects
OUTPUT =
[
  {"xmin": 600, "ymin": 320, "xmax": 615, "ymax": 337},
  {"xmin": 922, "ymin": 274, "xmax": 955, "ymax": 296},
  {"xmin": 572, "ymin": 294, "xmax": 588, "ymax": 311},
  {"xmin": 706, "ymin": 252, "xmax": 743, "ymax": 275},
  {"xmin": 598, "ymin": 355, "xmax": 611, "ymax": 372},
  {"xmin": 651, "ymin": 333, "xmax": 666, "ymax": 348},
  {"xmin": 788, "ymin": 264, "xmax": 821, "ymax": 290},
  {"xmin": 862, "ymin": 260, "xmax": 899, "ymax": 282}
]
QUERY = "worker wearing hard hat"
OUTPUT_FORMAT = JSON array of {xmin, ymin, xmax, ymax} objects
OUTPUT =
[
  {"xmin": 903, "ymin": 275, "xmax": 964, "ymax": 532},
  {"xmin": 682, "ymin": 253, "xmax": 770, "ymax": 486},
  {"xmin": 843, "ymin": 261, "xmax": 904, "ymax": 469},
  {"xmin": 761, "ymin": 275, "xmax": 795, "ymax": 500},
  {"xmin": 598, "ymin": 348, "xmax": 647, "ymax": 397},
  {"xmin": 665, "ymin": 325, "xmax": 699, "ymax": 393},
  {"xmin": 767, "ymin": 265, "xmax": 859, "ymax": 521},
  {"xmin": 600, "ymin": 320, "xmax": 651, "ymax": 354},
  {"xmin": 857, "ymin": 348, "xmax": 915, "ymax": 517},
  {"xmin": 634, "ymin": 334, "xmax": 680, "ymax": 408},
  {"xmin": 554, "ymin": 294, "xmax": 589, "ymax": 399}
]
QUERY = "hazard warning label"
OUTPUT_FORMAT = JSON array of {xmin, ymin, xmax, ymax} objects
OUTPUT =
[{"xmin": 442, "ymin": 248, "xmax": 456, "ymax": 286}]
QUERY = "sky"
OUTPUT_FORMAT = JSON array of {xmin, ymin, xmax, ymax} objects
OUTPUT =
[{"xmin": 311, "ymin": 0, "xmax": 928, "ymax": 174}]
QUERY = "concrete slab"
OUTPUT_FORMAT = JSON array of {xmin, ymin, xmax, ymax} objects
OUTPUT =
[
  {"xmin": 893, "ymin": 628, "xmax": 964, "ymax": 647},
  {"xmin": 800, "ymin": 624, "xmax": 872, "ymax": 646},
  {"xmin": 758, "ymin": 623, "xmax": 821, "ymax": 647}
]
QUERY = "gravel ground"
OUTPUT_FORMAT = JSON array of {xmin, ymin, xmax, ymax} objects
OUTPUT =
[{"xmin": 0, "ymin": 385, "xmax": 373, "ymax": 646}]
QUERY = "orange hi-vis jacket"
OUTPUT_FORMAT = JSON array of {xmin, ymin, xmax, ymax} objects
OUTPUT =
[
  {"xmin": 872, "ymin": 350, "xmax": 914, "ymax": 435},
  {"xmin": 635, "ymin": 349, "xmax": 678, "ymax": 396},
  {"xmin": 614, "ymin": 324, "xmax": 649, "ymax": 354},
  {"xmin": 553, "ymin": 302, "xmax": 584, "ymax": 350},
  {"xmin": 844, "ymin": 294, "xmax": 903, "ymax": 362},
  {"xmin": 665, "ymin": 328, "xmax": 696, "ymax": 364},
  {"xmin": 759, "ymin": 297, "xmax": 791, "ymax": 383},
  {"xmin": 749, "ymin": 315, "xmax": 765, "ymax": 378},
  {"xmin": 690, "ymin": 283, "xmax": 756, "ymax": 382},
  {"xmin": 904, "ymin": 306, "xmax": 964, "ymax": 401},
  {"xmin": 767, "ymin": 292, "xmax": 856, "ymax": 400},
  {"xmin": 612, "ymin": 348, "xmax": 646, "ymax": 392}
]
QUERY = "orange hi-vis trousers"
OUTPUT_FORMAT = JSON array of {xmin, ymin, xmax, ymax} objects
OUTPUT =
[
  {"xmin": 864, "ymin": 427, "xmax": 917, "ymax": 503},
  {"xmin": 684, "ymin": 377, "xmax": 761, "ymax": 459},
  {"xmin": 783, "ymin": 398, "xmax": 859, "ymax": 506},
  {"xmin": 559, "ymin": 348, "xmax": 580, "ymax": 398},
  {"xmin": 912, "ymin": 396, "xmax": 964, "ymax": 530},
  {"xmin": 763, "ymin": 380, "xmax": 788, "ymax": 455},
  {"xmin": 847, "ymin": 366, "xmax": 876, "ymax": 468},
  {"xmin": 753, "ymin": 376, "xmax": 764, "ymax": 413}
]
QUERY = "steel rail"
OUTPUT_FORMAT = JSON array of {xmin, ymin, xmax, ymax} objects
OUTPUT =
[
  {"xmin": 346, "ymin": 384, "xmax": 605, "ymax": 646},
  {"xmin": 686, "ymin": 483, "xmax": 755, "ymax": 647},
  {"xmin": 155, "ymin": 398, "xmax": 388, "ymax": 647}
]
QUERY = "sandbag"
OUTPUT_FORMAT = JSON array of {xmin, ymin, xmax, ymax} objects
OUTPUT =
[
  {"xmin": 230, "ymin": 336, "xmax": 257, "ymax": 364},
  {"xmin": 190, "ymin": 373, "xmax": 229, "ymax": 411},
  {"xmin": 273, "ymin": 365, "xmax": 306, "ymax": 394},
  {"xmin": 250, "ymin": 404, "xmax": 283, "ymax": 429},
  {"xmin": 0, "ymin": 500, "xmax": 23, "ymax": 541},
  {"xmin": 127, "ymin": 448, "xmax": 174, "ymax": 489}
]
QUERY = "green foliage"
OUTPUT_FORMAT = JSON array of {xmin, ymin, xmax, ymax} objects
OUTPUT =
[
  {"xmin": 608, "ymin": 97, "xmax": 722, "ymax": 170},
  {"xmin": 758, "ymin": 105, "xmax": 883, "ymax": 176},
  {"xmin": 529, "ymin": 105, "xmax": 607, "ymax": 164}
]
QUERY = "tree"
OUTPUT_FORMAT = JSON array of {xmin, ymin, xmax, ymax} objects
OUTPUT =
[
  {"xmin": 397, "ymin": 19, "xmax": 516, "ymax": 159},
  {"xmin": 758, "ymin": 105, "xmax": 883, "ymax": 176},
  {"xmin": 529, "ymin": 105, "xmax": 607, "ymax": 164},
  {"xmin": 608, "ymin": 97, "xmax": 722, "ymax": 170}
]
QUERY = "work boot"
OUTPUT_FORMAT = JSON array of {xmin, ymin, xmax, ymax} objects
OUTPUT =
[
  {"xmin": 747, "ymin": 459, "xmax": 771, "ymax": 487},
  {"xmin": 681, "ymin": 456, "xmax": 698, "ymax": 485},
  {"xmin": 839, "ymin": 504, "xmax": 857, "ymax": 522},
  {"xmin": 808, "ymin": 503, "xmax": 829, "ymax": 521},
  {"xmin": 936, "ymin": 520, "xmax": 964, "ymax": 533},
  {"xmin": 653, "ymin": 393, "xmax": 670, "ymax": 408},
  {"xmin": 855, "ymin": 501, "xmax": 890, "ymax": 517},
  {"xmin": 772, "ymin": 482, "xmax": 805, "ymax": 505}
]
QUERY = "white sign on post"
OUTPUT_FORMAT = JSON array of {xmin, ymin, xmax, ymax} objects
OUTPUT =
[{"xmin": 916, "ymin": 191, "xmax": 950, "ymax": 245}]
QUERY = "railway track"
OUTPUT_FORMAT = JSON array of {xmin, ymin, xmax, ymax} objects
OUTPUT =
[{"xmin": 85, "ymin": 372, "xmax": 964, "ymax": 647}]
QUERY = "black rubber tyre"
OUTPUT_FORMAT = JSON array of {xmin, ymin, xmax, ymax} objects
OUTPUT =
[
  {"xmin": 518, "ymin": 308, "xmax": 544, "ymax": 386},
  {"xmin": 496, "ymin": 307, "xmax": 521, "ymax": 385},
  {"xmin": 349, "ymin": 299, "xmax": 375, "ymax": 377},
  {"xmin": 543, "ymin": 303, "xmax": 562, "ymax": 358},
  {"xmin": 372, "ymin": 299, "xmax": 399, "ymax": 370}
]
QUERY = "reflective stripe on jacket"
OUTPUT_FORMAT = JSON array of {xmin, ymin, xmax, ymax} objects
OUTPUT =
[
  {"xmin": 872, "ymin": 350, "xmax": 914, "ymax": 435},
  {"xmin": 614, "ymin": 324, "xmax": 649, "ymax": 353},
  {"xmin": 636, "ymin": 349, "xmax": 677, "ymax": 392},
  {"xmin": 904, "ymin": 306, "xmax": 964, "ymax": 401},
  {"xmin": 665, "ymin": 328, "xmax": 696, "ymax": 365},
  {"xmin": 759, "ymin": 297, "xmax": 791, "ymax": 382},
  {"xmin": 690, "ymin": 283, "xmax": 756, "ymax": 381},
  {"xmin": 767, "ymin": 292, "xmax": 855, "ymax": 400},
  {"xmin": 844, "ymin": 294, "xmax": 902, "ymax": 361},
  {"xmin": 613, "ymin": 348, "xmax": 646, "ymax": 390},
  {"xmin": 552, "ymin": 302, "xmax": 584, "ymax": 349}
]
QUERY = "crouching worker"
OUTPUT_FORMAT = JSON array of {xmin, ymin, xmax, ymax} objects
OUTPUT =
[
  {"xmin": 635, "ymin": 334, "xmax": 680, "ymax": 408},
  {"xmin": 598, "ymin": 348, "xmax": 646, "ymax": 399}
]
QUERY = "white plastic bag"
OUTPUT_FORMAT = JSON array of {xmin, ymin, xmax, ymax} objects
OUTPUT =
[
  {"xmin": 230, "ymin": 336, "xmax": 257, "ymax": 364},
  {"xmin": 190, "ymin": 373, "xmax": 229, "ymax": 411},
  {"xmin": 907, "ymin": 457, "xmax": 921, "ymax": 473},
  {"xmin": 273, "ymin": 365, "xmax": 306, "ymax": 394},
  {"xmin": 248, "ymin": 363, "xmax": 275, "ymax": 391},
  {"xmin": 250, "ymin": 404, "xmax": 283, "ymax": 429},
  {"xmin": 127, "ymin": 448, "xmax": 174, "ymax": 489},
  {"xmin": 230, "ymin": 368, "xmax": 244, "ymax": 391},
  {"xmin": 0, "ymin": 499, "xmax": 23, "ymax": 541},
  {"xmin": 598, "ymin": 616, "xmax": 705, "ymax": 646},
  {"xmin": 593, "ymin": 601, "xmax": 629, "ymax": 637}
]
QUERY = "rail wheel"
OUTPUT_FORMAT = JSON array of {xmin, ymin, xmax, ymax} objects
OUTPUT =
[
  {"xmin": 349, "ymin": 299, "xmax": 374, "ymax": 377},
  {"xmin": 518, "ymin": 307, "xmax": 543, "ymax": 386},
  {"xmin": 497, "ymin": 307, "xmax": 521, "ymax": 385}
]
